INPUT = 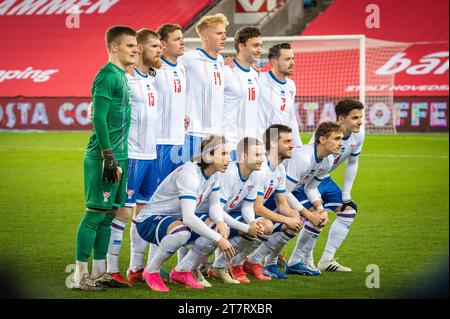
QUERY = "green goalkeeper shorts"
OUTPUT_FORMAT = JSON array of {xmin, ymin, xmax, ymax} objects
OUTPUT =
[{"xmin": 84, "ymin": 158, "xmax": 128, "ymax": 210}]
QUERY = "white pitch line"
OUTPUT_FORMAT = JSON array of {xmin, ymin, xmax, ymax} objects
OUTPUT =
[{"xmin": 361, "ymin": 153, "xmax": 448, "ymax": 159}]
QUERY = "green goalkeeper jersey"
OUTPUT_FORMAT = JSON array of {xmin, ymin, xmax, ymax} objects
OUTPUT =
[{"xmin": 85, "ymin": 62, "xmax": 131, "ymax": 161}]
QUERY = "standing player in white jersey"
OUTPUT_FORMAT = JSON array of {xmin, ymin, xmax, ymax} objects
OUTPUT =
[
  {"xmin": 222, "ymin": 27, "xmax": 262, "ymax": 159},
  {"xmin": 258, "ymin": 43, "xmax": 302, "ymax": 147},
  {"xmin": 207, "ymin": 137, "xmax": 272, "ymax": 283},
  {"xmin": 304, "ymin": 99, "xmax": 365, "ymax": 272},
  {"xmin": 243, "ymin": 124, "xmax": 324, "ymax": 280},
  {"xmin": 125, "ymin": 24, "xmax": 189, "ymax": 283},
  {"xmin": 105, "ymin": 29, "xmax": 162, "ymax": 285},
  {"xmin": 283, "ymin": 121, "xmax": 344, "ymax": 276},
  {"xmin": 179, "ymin": 14, "xmax": 228, "ymax": 162},
  {"xmin": 154, "ymin": 23, "xmax": 189, "ymax": 179}
]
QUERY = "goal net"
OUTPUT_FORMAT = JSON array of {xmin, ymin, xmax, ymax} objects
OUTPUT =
[{"xmin": 184, "ymin": 35, "xmax": 409, "ymax": 134}]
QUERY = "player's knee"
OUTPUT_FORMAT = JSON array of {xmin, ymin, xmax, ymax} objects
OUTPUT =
[{"xmin": 261, "ymin": 219, "xmax": 274, "ymax": 235}]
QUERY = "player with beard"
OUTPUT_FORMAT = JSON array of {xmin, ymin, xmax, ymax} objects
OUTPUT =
[
  {"xmin": 238, "ymin": 125, "xmax": 324, "ymax": 280},
  {"xmin": 258, "ymin": 43, "xmax": 302, "ymax": 147},
  {"xmin": 104, "ymin": 29, "xmax": 163, "ymax": 286}
]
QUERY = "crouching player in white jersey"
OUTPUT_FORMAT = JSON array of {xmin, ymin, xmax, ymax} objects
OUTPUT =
[
  {"xmin": 134, "ymin": 136, "xmax": 261, "ymax": 292},
  {"xmin": 258, "ymin": 43, "xmax": 302, "ymax": 147},
  {"xmin": 207, "ymin": 137, "xmax": 272, "ymax": 283},
  {"xmin": 283, "ymin": 121, "xmax": 344, "ymax": 276},
  {"xmin": 180, "ymin": 14, "xmax": 228, "ymax": 162},
  {"xmin": 304, "ymin": 99, "xmax": 365, "ymax": 272},
  {"xmin": 222, "ymin": 26, "xmax": 262, "ymax": 159},
  {"xmin": 245, "ymin": 124, "xmax": 324, "ymax": 279},
  {"xmin": 102, "ymin": 29, "xmax": 162, "ymax": 286}
]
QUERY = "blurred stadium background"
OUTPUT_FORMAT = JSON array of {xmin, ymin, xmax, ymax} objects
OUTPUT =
[{"xmin": 0, "ymin": 0, "xmax": 448, "ymax": 299}]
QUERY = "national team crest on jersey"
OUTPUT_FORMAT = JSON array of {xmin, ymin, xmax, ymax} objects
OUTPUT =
[
  {"xmin": 127, "ymin": 189, "xmax": 135, "ymax": 200},
  {"xmin": 248, "ymin": 185, "xmax": 254, "ymax": 191},
  {"xmin": 248, "ymin": 79, "xmax": 252, "ymax": 84},
  {"xmin": 214, "ymin": 64, "xmax": 218, "ymax": 69},
  {"xmin": 102, "ymin": 191, "xmax": 111, "ymax": 203},
  {"xmin": 173, "ymin": 71, "xmax": 178, "ymax": 77}
]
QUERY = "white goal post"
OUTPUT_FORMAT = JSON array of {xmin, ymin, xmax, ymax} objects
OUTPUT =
[{"xmin": 185, "ymin": 35, "xmax": 406, "ymax": 134}]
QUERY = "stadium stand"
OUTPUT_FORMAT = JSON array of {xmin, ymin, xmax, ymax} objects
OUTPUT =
[{"xmin": 0, "ymin": 0, "xmax": 215, "ymax": 98}]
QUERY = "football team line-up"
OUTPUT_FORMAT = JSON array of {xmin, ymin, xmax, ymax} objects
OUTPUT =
[{"xmin": 69, "ymin": 13, "xmax": 365, "ymax": 292}]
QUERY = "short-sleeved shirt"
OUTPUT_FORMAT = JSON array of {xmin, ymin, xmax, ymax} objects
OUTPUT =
[
  {"xmin": 258, "ymin": 71, "xmax": 302, "ymax": 147},
  {"xmin": 309, "ymin": 126, "xmax": 365, "ymax": 174},
  {"xmin": 179, "ymin": 49, "xmax": 225, "ymax": 137},
  {"xmin": 85, "ymin": 62, "xmax": 131, "ymax": 160},
  {"xmin": 222, "ymin": 60, "xmax": 260, "ymax": 150},
  {"xmin": 256, "ymin": 155, "xmax": 287, "ymax": 203},
  {"xmin": 284, "ymin": 143, "xmax": 334, "ymax": 192},
  {"xmin": 219, "ymin": 162, "xmax": 260, "ymax": 213},
  {"xmin": 154, "ymin": 56, "xmax": 187, "ymax": 146},
  {"xmin": 127, "ymin": 69, "xmax": 158, "ymax": 160}
]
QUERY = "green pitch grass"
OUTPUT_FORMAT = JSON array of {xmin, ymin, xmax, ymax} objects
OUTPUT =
[{"xmin": 0, "ymin": 132, "xmax": 448, "ymax": 299}]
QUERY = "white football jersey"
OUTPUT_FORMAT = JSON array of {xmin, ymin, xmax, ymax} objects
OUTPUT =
[
  {"xmin": 179, "ymin": 49, "xmax": 225, "ymax": 137},
  {"xmin": 219, "ymin": 162, "xmax": 260, "ymax": 213},
  {"xmin": 309, "ymin": 126, "xmax": 365, "ymax": 174},
  {"xmin": 258, "ymin": 71, "xmax": 302, "ymax": 147},
  {"xmin": 126, "ymin": 69, "xmax": 158, "ymax": 160},
  {"xmin": 222, "ymin": 60, "xmax": 260, "ymax": 150},
  {"xmin": 154, "ymin": 56, "xmax": 187, "ymax": 146},
  {"xmin": 257, "ymin": 155, "xmax": 287, "ymax": 204},
  {"xmin": 136, "ymin": 161, "xmax": 220, "ymax": 221},
  {"xmin": 284, "ymin": 143, "xmax": 334, "ymax": 193}
]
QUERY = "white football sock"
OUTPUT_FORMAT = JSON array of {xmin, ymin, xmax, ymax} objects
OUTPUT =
[
  {"xmin": 74, "ymin": 260, "xmax": 88, "ymax": 284},
  {"xmin": 129, "ymin": 220, "xmax": 148, "ymax": 272},
  {"xmin": 175, "ymin": 237, "xmax": 216, "ymax": 272},
  {"xmin": 212, "ymin": 236, "xmax": 248, "ymax": 268},
  {"xmin": 248, "ymin": 231, "xmax": 292, "ymax": 265},
  {"xmin": 321, "ymin": 210, "xmax": 356, "ymax": 262},
  {"xmin": 91, "ymin": 259, "xmax": 106, "ymax": 278},
  {"xmin": 230, "ymin": 238, "xmax": 261, "ymax": 266},
  {"xmin": 106, "ymin": 219, "xmax": 125, "ymax": 274},
  {"xmin": 288, "ymin": 222, "xmax": 322, "ymax": 266},
  {"xmin": 177, "ymin": 245, "xmax": 189, "ymax": 262},
  {"xmin": 146, "ymin": 226, "xmax": 190, "ymax": 273}
]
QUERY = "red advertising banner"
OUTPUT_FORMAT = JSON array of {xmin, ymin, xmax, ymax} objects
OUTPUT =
[
  {"xmin": 0, "ymin": 97, "xmax": 92, "ymax": 130},
  {"xmin": 1, "ymin": 97, "xmax": 447, "ymax": 132}
]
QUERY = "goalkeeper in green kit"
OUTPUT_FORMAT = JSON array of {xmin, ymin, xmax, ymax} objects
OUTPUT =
[{"xmin": 69, "ymin": 26, "xmax": 138, "ymax": 291}]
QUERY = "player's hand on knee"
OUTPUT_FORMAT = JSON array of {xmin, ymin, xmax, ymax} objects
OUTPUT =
[
  {"xmin": 308, "ymin": 211, "xmax": 325, "ymax": 228},
  {"xmin": 215, "ymin": 221, "xmax": 229, "ymax": 239},
  {"xmin": 101, "ymin": 148, "xmax": 122, "ymax": 183},
  {"xmin": 318, "ymin": 211, "xmax": 329, "ymax": 228},
  {"xmin": 216, "ymin": 238, "xmax": 235, "ymax": 260},
  {"xmin": 247, "ymin": 220, "xmax": 264, "ymax": 238},
  {"xmin": 286, "ymin": 217, "xmax": 302, "ymax": 232}
]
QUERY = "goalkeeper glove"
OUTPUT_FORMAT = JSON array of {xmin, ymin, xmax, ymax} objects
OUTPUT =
[{"xmin": 101, "ymin": 148, "xmax": 122, "ymax": 183}]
